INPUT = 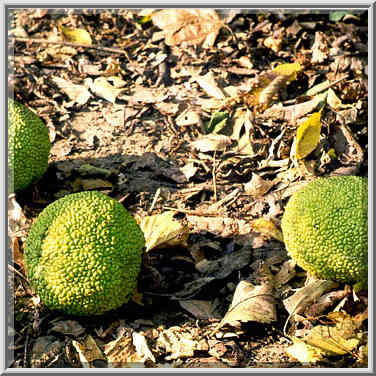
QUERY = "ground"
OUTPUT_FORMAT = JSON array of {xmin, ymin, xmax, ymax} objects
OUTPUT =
[{"xmin": 8, "ymin": 8, "xmax": 368, "ymax": 368}]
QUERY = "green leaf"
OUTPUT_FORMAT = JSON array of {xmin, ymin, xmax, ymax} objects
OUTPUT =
[
  {"xmin": 329, "ymin": 11, "xmax": 351, "ymax": 22},
  {"xmin": 205, "ymin": 111, "xmax": 229, "ymax": 134}
]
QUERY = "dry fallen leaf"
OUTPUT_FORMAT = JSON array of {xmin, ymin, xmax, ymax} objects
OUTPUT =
[
  {"xmin": 73, "ymin": 335, "xmax": 106, "ymax": 368},
  {"xmin": 194, "ymin": 71, "xmax": 226, "ymax": 100},
  {"xmin": 191, "ymin": 134, "xmax": 232, "ymax": 153},
  {"xmin": 50, "ymin": 320, "xmax": 85, "ymax": 337},
  {"xmin": 139, "ymin": 211, "xmax": 189, "ymax": 252},
  {"xmin": 327, "ymin": 88, "xmax": 354, "ymax": 110},
  {"xmin": 311, "ymin": 31, "xmax": 329, "ymax": 64},
  {"xmin": 151, "ymin": 9, "xmax": 224, "ymax": 47},
  {"xmin": 52, "ymin": 77, "xmax": 91, "ymax": 106},
  {"xmin": 288, "ymin": 311, "xmax": 365, "ymax": 364},
  {"xmin": 156, "ymin": 326, "xmax": 208, "ymax": 360},
  {"xmin": 243, "ymin": 173, "xmax": 274, "ymax": 198},
  {"xmin": 218, "ymin": 277, "xmax": 277, "ymax": 328},
  {"xmin": 87, "ymin": 77, "xmax": 126, "ymax": 103},
  {"xmin": 180, "ymin": 162, "xmax": 198, "ymax": 181},
  {"xmin": 179, "ymin": 299, "xmax": 222, "ymax": 320},
  {"xmin": 105, "ymin": 328, "xmax": 146, "ymax": 367},
  {"xmin": 283, "ymin": 278, "xmax": 339, "ymax": 316}
]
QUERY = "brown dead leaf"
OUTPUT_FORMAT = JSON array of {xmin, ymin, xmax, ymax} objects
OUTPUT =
[
  {"xmin": 176, "ymin": 109, "xmax": 201, "ymax": 126},
  {"xmin": 311, "ymin": 31, "xmax": 330, "ymax": 64},
  {"xmin": 73, "ymin": 335, "xmax": 106, "ymax": 368},
  {"xmin": 191, "ymin": 134, "xmax": 232, "ymax": 153},
  {"xmin": 156, "ymin": 326, "xmax": 208, "ymax": 360},
  {"xmin": 132, "ymin": 332, "xmax": 156, "ymax": 363},
  {"xmin": 218, "ymin": 277, "xmax": 277, "ymax": 328},
  {"xmin": 195, "ymin": 247, "xmax": 252, "ymax": 280},
  {"xmin": 186, "ymin": 215, "xmax": 253, "ymax": 238},
  {"xmin": 52, "ymin": 77, "xmax": 91, "ymax": 106},
  {"xmin": 102, "ymin": 105, "xmax": 125, "ymax": 127},
  {"xmin": 305, "ymin": 289, "xmax": 349, "ymax": 317},
  {"xmin": 243, "ymin": 173, "xmax": 274, "ymax": 198},
  {"xmin": 180, "ymin": 162, "xmax": 198, "ymax": 181},
  {"xmin": 151, "ymin": 9, "xmax": 223, "ymax": 47},
  {"xmin": 283, "ymin": 278, "xmax": 339, "ymax": 316},
  {"xmin": 105, "ymin": 328, "xmax": 145, "ymax": 367},
  {"xmin": 31, "ymin": 336, "xmax": 64, "ymax": 368},
  {"xmin": 87, "ymin": 77, "xmax": 126, "ymax": 103},
  {"xmin": 51, "ymin": 320, "xmax": 85, "ymax": 337},
  {"xmin": 179, "ymin": 299, "xmax": 223, "ymax": 320},
  {"xmin": 194, "ymin": 71, "xmax": 226, "ymax": 100},
  {"xmin": 262, "ymin": 91, "xmax": 327, "ymax": 123}
]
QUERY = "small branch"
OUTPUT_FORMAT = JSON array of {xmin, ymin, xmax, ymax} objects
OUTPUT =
[{"xmin": 10, "ymin": 37, "xmax": 132, "ymax": 61}]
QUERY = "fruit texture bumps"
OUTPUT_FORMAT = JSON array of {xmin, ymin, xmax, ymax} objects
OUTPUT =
[
  {"xmin": 24, "ymin": 191, "xmax": 145, "ymax": 316},
  {"xmin": 8, "ymin": 98, "xmax": 51, "ymax": 193},
  {"xmin": 281, "ymin": 176, "xmax": 368, "ymax": 288}
]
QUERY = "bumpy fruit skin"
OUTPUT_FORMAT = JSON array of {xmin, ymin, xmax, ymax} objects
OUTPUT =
[
  {"xmin": 281, "ymin": 176, "xmax": 367, "ymax": 287},
  {"xmin": 24, "ymin": 191, "xmax": 145, "ymax": 316},
  {"xmin": 8, "ymin": 98, "xmax": 51, "ymax": 193}
]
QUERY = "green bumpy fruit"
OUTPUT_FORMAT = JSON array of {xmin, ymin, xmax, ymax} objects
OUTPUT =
[
  {"xmin": 281, "ymin": 176, "xmax": 368, "ymax": 287},
  {"xmin": 8, "ymin": 98, "xmax": 51, "ymax": 193},
  {"xmin": 24, "ymin": 191, "xmax": 145, "ymax": 316}
]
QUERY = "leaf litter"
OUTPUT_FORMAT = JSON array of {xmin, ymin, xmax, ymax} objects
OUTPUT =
[{"xmin": 8, "ymin": 8, "xmax": 368, "ymax": 369}]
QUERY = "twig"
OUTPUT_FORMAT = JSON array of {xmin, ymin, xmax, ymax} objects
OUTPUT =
[
  {"xmin": 212, "ymin": 151, "xmax": 217, "ymax": 202},
  {"xmin": 10, "ymin": 37, "xmax": 132, "ymax": 62},
  {"xmin": 23, "ymin": 335, "xmax": 29, "ymax": 368},
  {"xmin": 149, "ymin": 188, "xmax": 161, "ymax": 213},
  {"xmin": 162, "ymin": 206, "xmax": 219, "ymax": 217}
]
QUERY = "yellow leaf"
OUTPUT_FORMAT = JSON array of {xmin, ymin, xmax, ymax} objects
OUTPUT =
[
  {"xmin": 250, "ymin": 217, "xmax": 284, "ymax": 242},
  {"xmin": 272, "ymin": 62, "xmax": 302, "ymax": 81},
  {"xmin": 59, "ymin": 25, "xmax": 92, "ymax": 46},
  {"xmin": 286, "ymin": 338, "xmax": 324, "ymax": 364},
  {"xmin": 140, "ymin": 211, "xmax": 189, "ymax": 252},
  {"xmin": 295, "ymin": 111, "xmax": 322, "ymax": 160}
]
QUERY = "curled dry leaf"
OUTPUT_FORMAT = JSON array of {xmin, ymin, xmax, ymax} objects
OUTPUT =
[
  {"xmin": 283, "ymin": 278, "xmax": 339, "ymax": 316},
  {"xmin": 139, "ymin": 211, "xmax": 189, "ymax": 252},
  {"xmin": 191, "ymin": 134, "xmax": 232, "ymax": 153}
]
